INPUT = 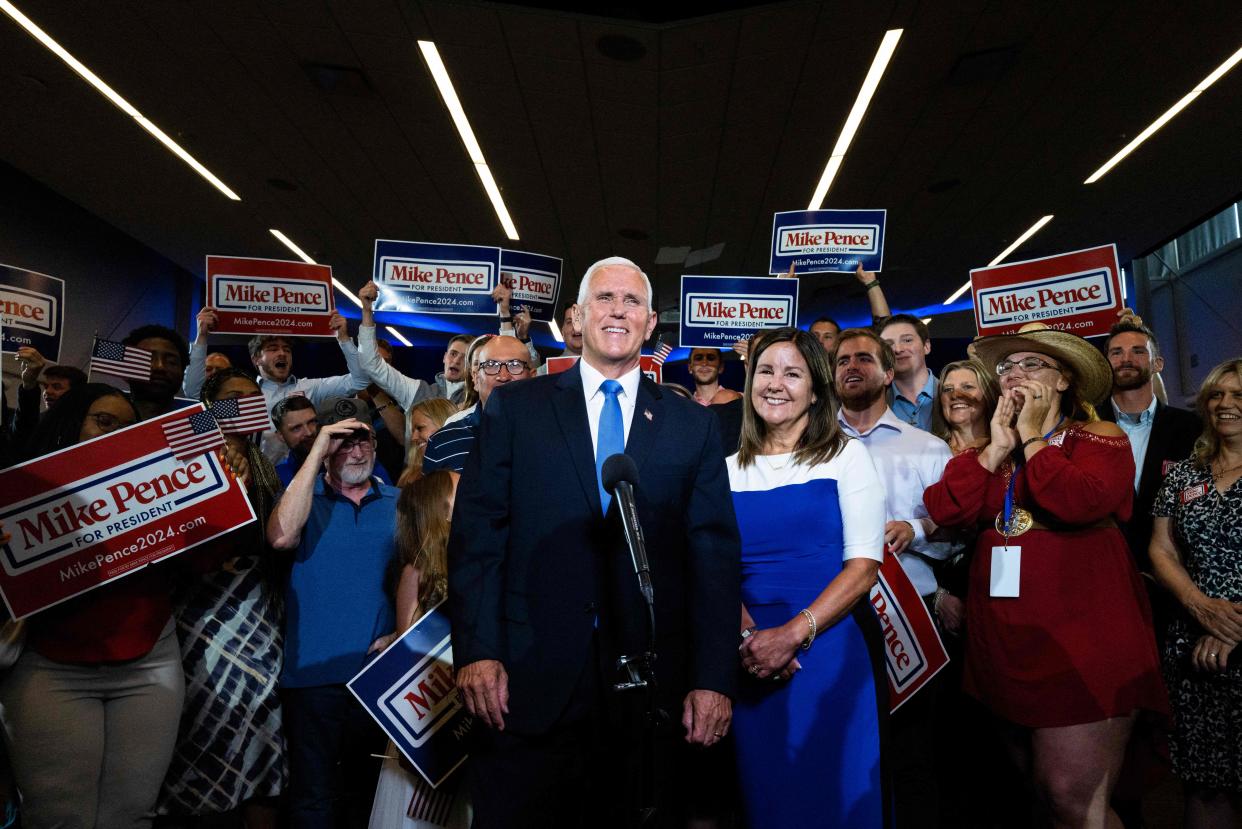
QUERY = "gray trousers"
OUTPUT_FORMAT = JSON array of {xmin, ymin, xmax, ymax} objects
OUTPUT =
[{"xmin": 0, "ymin": 620, "xmax": 185, "ymax": 829}]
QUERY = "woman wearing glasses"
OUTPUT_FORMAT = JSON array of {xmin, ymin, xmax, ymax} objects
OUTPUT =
[
  {"xmin": 0, "ymin": 384, "xmax": 186, "ymax": 829},
  {"xmin": 924, "ymin": 324, "xmax": 1166, "ymax": 828}
]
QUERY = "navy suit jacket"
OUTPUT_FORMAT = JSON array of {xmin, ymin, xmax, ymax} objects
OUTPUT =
[
  {"xmin": 1099, "ymin": 397, "xmax": 1201, "ymax": 571},
  {"xmin": 448, "ymin": 362, "xmax": 742, "ymax": 735}
]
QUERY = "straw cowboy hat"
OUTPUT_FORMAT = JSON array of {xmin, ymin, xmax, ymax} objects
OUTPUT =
[{"xmin": 968, "ymin": 322, "xmax": 1113, "ymax": 404}]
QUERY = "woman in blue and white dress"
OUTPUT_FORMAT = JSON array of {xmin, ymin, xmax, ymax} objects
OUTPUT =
[{"xmin": 729, "ymin": 327, "xmax": 890, "ymax": 829}]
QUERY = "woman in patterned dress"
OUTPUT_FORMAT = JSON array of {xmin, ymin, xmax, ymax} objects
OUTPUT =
[
  {"xmin": 158, "ymin": 369, "xmax": 286, "ymax": 826},
  {"xmin": 1151, "ymin": 358, "xmax": 1242, "ymax": 828},
  {"xmin": 924, "ymin": 323, "xmax": 1167, "ymax": 828}
]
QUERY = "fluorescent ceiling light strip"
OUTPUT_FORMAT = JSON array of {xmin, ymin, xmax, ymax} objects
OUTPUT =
[
  {"xmin": 943, "ymin": 215, "xmax": 1054, "ymax": 305},
  {"xmin": 808, "ymin": 29, "xmax": 903, "ymax": 210},
  {"xmin": 0, "ymin": 1, "xmax": 240, "ymax": 200},
  {"xmin": 1084, "ymin": 44, "xmax": 1242, "ymax": 184},
  {"xmin": 269, "ymin": 228, "xmax": 411, "ymax": 344},
  {"xmin": 418, "ymin": 40, "xmax": 519, "ymax": 240},
  {"xmin": 385, "ymin": 327, "xmax": 413, "ymax": 346},
  {"xmin": 548, "ymin": 316, "xmax": 565, "ymax": 344}
]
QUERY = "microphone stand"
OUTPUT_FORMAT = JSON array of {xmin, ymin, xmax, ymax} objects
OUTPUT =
[{"xmin": 610, "ymin": 480, "xmax": 660, "ymax": 827}]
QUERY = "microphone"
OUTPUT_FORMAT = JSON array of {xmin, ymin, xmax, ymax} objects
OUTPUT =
[{"xmin": 602, "ymin": 453, "xmax": 654, "ymax": 606}]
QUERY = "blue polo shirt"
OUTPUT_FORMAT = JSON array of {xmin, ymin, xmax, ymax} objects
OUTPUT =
[
  {"xmin": 889, "ymin": 371, "xmax": 937, "ymax": 432},
  {"xmin": 281, "ymin": 475, "xmax": 397, "ymax": 688}
]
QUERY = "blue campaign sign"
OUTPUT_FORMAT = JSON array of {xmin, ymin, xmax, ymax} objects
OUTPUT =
[
  {"xmin": 679, "ymin": 275, "xmax": 799, "ymax": 349},
  {"xmin": 770, "ymin": 209, "xmax": 887, "ymax": 274},
  {"xmin": 347, "ymin": 602, "xmax": 473, "ymax": 788},
  {"xmin": 0, "ymin": 264, "xmax": 66, "ymax": 362},
  {"xmin": 500, "ymin": 249, "xmax": 562, "ymax": 323},
  {"xmin": 372, "ymin": 240, "xmax": 500, "ymax": 316}
]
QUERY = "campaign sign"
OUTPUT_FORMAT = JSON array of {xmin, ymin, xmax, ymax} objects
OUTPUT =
[
  {"xmin": 770, "ymin": 209, "xmax": 886, "ymax": 274},
  {"xmin": 870, "ymin": 554, "xmax": 950, "ymax": 713},
  {"xmin": 373, "ymin": 240, "xmax": 500, "ymax": 316},
  {"xmin": 206, "ymin": 256, "xmax": 335, "ymax": 338},
  {"xmin": 0, "ymin": 264, "xmax": 65, "ymax": 361},
  {"xmin": 544, "ymin": 355, "xmax": 663, "ymax": 384},
  {"xmin": 348, "ymin": 602, "xmax": 472, "ymax": 788},
  {"xmin": 500, "ymin": 249, "xmax": 562, "ymax": 323},
  {"xmin": 0, "ymin": 406, "xmax": 256, "ymax": 619},
  {"xmin": 970, "ymin": 244, "xmax": 1122, "ymax": 338},
  {"xmin": 679, "ymin": 275, "xmax": 798, "ymax": 349}
]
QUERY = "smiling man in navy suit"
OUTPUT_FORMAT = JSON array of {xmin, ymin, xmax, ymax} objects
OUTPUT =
[{"xmin": 448, "ymin": 256, "xmax": 741, "ymax": 828}]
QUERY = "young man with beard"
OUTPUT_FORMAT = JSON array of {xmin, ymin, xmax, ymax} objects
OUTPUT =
[
  {"xmin": 248, "ymin": 311, "xmax": 370, "ymax": 464},
  {"xmin": 688, "ymin": 348, "xmax": 742, "ymax": 406},
  {"xmin": 831, "ymin": 327, "xmax": 952, "ymax": 828},
  {"xmin": 266, "ymin": 405, "xmax": 397, "ymax": 825},
  {"xmin": 422, "ymin": 335, "xmax": 533, "ymax": 474},
  {"xmin": 1098, "ymin": 317, "xmax": 1201, "ymax": 574}
]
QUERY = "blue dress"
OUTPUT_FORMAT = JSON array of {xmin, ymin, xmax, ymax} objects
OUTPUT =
[{"xmin": 728, "ymin": 442, "xmax": 889, "ymax": 829}]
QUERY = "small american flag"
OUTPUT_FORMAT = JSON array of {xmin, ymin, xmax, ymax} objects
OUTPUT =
[
  {"xmin": 161, "ymin": 409, "xmax": 226, "ymax": 461},
  {"xmin": 90, "ymin": 337, "xmax": 152, "ymax": 382},
  {"xmin": 651, "ymin": 340, "xmax": 673, "ymax": 366},
  {"xmin": 210, "ymin": 395, "xmax": 270, "ymax": 435},
  {"xmin": 407, "ymin": 776, "xmax": 457, "ymax": 824}
]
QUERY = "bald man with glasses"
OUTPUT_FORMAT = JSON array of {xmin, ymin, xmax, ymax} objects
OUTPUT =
[{"xmin": 423, "ymin": 335, "xmax": 532, "ymax": 474}]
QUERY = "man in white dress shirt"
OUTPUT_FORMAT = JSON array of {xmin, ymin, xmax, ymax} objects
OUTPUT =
[{"xmin": 831, "ymin": 326, "xmax": 952, "ymax": 829}]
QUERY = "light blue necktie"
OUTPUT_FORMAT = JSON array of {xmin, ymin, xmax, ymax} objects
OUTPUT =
[{"xmin": 595, "ymin": 379, "xmax": 624, "ymax": 513}]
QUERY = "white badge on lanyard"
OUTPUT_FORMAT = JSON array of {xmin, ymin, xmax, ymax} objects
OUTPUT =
[{"xmin": 990, "ymin": 545, "xmax": 1021, "ymax": 598}]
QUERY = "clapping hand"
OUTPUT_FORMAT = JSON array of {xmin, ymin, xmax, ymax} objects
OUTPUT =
[
  {"xmin": 1014, "ymin": 380, "xmax": 1057, "ymax": 439},
  {"xmin": 978, "ymin": 393, "xmax": 1019, "ymax": 471}
]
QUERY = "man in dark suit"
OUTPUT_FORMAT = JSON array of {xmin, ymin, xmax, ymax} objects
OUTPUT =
[
  {"xmin": 448, "ymin": 257, "xmax": 741, "ymax": 828},
  {"xmin": 1098, "ymin": 318, "xmax": 1201, "ymax": 574}
]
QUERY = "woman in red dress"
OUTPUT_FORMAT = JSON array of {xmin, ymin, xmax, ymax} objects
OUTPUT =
[{"xmin": 924, "ymin": 323, "xmax": 1167, "ymax": 828}]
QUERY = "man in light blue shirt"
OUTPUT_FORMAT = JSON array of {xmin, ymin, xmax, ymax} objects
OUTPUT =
[{"xmin": 881, "ymin": 313, "xmax": 937, "ymax": 432}]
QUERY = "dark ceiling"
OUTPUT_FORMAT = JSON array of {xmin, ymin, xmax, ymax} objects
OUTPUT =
[{"xmin": 1, "ymin": 0, "xmax": 1240, "ymax": 339}]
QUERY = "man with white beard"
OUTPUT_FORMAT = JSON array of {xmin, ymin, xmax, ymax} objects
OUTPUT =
[{"xmin": 267, "ymin": 396, "xmax": 398, "ymax": 824}]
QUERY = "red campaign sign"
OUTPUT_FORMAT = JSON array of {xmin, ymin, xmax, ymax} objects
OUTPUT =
[
  {"xmin": 970, "ymin": 244, "xmax": 1122, "ymax": 338},
  {"xmin": 0, "ymin": 407, "xmax": 257, "ymax": 619},
  {"xmin": 544, "ymin": 355, "xmax": 663, "ymax": 385},
  {"xmin": 206, "ymin": 255, "xmax": 337, "ymax": 337},
  {"xmin": 869, "ymin": 554, "xmax": 950, "ymax": 713}
]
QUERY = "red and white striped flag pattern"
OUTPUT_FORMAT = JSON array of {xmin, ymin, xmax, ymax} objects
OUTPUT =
[
  {"xmin": 161, "ymin": 409, "xmax": 226, "ymax": 461},
  {"xmin": 90, "ymin": 337, "xmax": 152, "ymax": 382},
  {"xmin": 210, "ymin": 394, "xmax": 270, "ymax": 435},
  {"xmin": 651, "ymin": 340, "xmax": 673, "ymax": 366}
]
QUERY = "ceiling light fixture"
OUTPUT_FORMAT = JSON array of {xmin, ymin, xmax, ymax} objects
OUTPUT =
[
  {"xmin": 0, "ymin": 1, "xmax": 241, "ymax": 201},
  {"xmin": 417, "ymin": 40, "xmax": 519, "ymax": 240},
  {"xmin": 1084, "ymin": 44, "xmax": 1242, "ymax": 184},
  {"xmin": 268, "ymin": 229, "xmax": 412, "ymax": 346},
  {"xmin": 808, "ymin": 29, "xmax": 904, "ymax": 210},
  {"xmin": 943, "ymin": 215, "xmax": 1054, "ymax": 305}
]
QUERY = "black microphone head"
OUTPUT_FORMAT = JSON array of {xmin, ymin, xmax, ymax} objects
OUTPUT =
[{"xmin": 601, "ymin": 453, "xmax": 639, "ymax": 495}]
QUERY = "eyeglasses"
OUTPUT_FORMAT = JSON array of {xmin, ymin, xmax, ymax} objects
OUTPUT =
[
  {"xmin": 996, "ymin": 357, "xmax": 1060, "ymax": 376},
  {"xmin": 336, "ymin": 436, "xmax": 376, "ymax": 453},
  {"xmin": 478, "ymin": 359, "xmax": 529, "ymax": 376},
  {"xmin": 85, "ymin": 411, "xmax": 132, "ymax": 433}
]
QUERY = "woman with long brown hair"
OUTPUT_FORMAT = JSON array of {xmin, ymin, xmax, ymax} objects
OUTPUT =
[
  {"xmin": 728, "ymin": 327, "xmax": 889, "ymax": 828},
  {"xmin": 367, "ymin": 470, "xmax": 468, "ymax": 828}
]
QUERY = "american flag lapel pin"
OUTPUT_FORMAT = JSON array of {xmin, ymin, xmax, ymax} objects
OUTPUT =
[{"xmin": 643, "ymin": 409, "xmax": 653, "ymax": 421}]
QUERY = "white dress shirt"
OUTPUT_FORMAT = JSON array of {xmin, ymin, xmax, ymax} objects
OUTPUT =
[
  {"xmin": 837, "ymin": 407, "xmax": 954, "ymax": 596},
  {"xmin": 579, "ymin": 358, "xmax": 641, "ymax": 454}
]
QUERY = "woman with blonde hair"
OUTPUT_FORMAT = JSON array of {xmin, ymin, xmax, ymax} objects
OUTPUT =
[
  {"xmin": 930, "ymin": 359, "xmax": 1000, "ymax": 454},
  {"xmin": 398, "ymin": 398, "xmax": 459, "ymax": 487},
  {"xmin": 1150, "ymin": 358, "xmax": 1242, "ymax": 828},
  {"xmin": 367, "ymin": 469, "xmax": 469, "ymax": 827}
]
